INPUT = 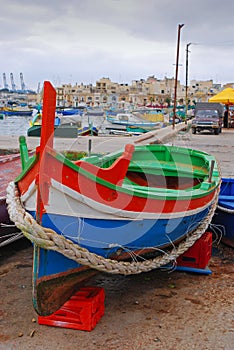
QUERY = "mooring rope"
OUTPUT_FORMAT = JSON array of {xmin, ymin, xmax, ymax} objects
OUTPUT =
[{"xmin": 6, "ymin": 181, "xmax": 219, "ymax": 275}]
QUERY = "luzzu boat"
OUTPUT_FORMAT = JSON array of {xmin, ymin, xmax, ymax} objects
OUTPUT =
[
  {"xmin": 211, "ymin": 178, "xmax": 234, "ymax": 247},
  {"xmin": 6, "ymin": 82, "xmax": 220, "ymax": 316},
  {"xmin": 2, "ymin": 105, "xmax": 33, "ymax": 116}
]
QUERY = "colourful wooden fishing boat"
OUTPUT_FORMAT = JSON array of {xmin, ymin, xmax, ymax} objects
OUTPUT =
[
  {"xmin": 211, "ymin": 178, "xmax": 234, "ymax": 248},
  {"xmin": 6, "ymin": 82, "xmax": 220, "ymax": 316},
  {"xmin": 107, "ymin": 113, "xmax": 159, "ymax": 129},
  {"xmin": 27, "ymin": 113, "xmax": 78, "ymax": 138},
  {"xmin": 77, "ymin": 125, "xmax": 99, "ymax": 136},
  {"xmin": 27, "ymin": 124, "xmax": 78, "ymax": 138},
  {"xmin": 2, "ymin": 106, "xmax": 33, "ymax": 116},
  {"xmin": 61, "ymin": 108, "xmax": 84, "ymax": 116}
]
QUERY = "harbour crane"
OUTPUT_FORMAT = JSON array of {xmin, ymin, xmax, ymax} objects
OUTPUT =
[
  {"xmin": 3, "ymin": 73, "xmax": 9, "ymax": 90},
  {"xmin": 20, "ymin": 72, "xmax": 26, "ymax": 91},
  {"xmin": 10, "ymin": 73, "xmax": 16, "ymax": 91},
  {"xmin": 37, "ymin": 82, "xmax": 41, "ymax": 94}
]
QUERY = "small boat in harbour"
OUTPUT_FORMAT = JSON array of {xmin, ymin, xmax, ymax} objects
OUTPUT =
[
  {"xmin": 6, "ymin": 81, "xmax": 220, "ymax": 316},
  {"xmin": 77, "ymin": 125, "xmax": 99, "ymax": 136},
  {"xmin": 27, "ymin": 113, "xmax": 80, "ymax": 138},
  {"xmin": 211, "ymin": 178, "xmax": 234, "ymax": 248},
  {"xmin": 61, "ymin": 108, "xmax": 85, "ymax": 116},
  {"xmin": 107, "ymin": 113, "xmax": 160, "ymax": 129},
  {"xmin": 2, "ymin": 105, "xmax": 33, "ymax": 116}
]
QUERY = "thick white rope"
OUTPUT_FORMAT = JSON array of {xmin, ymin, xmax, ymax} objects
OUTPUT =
[{"xmin": 6, "ymin": 181, "xmax": 219, "ymax": 275}]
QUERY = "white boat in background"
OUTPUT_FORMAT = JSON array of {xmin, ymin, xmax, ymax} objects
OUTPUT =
[{"xmin": 106, "ymin": 113, "xmax": 160, "ymax": 129}]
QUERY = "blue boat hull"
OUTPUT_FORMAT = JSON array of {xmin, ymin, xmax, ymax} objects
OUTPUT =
[
  {"xmin": 3, "ymin": 110, "xmax": 33, "ymax": 116},
  {"xmin": 30, "ymin": 206, "xmax": 211, "ymax": 315},
  {"xmin": 32, "ymin": 206, "xmax": 210, "ymax": 278},
  {"xmin": 211, "ymin": 178, "xmax": 234, "ymax": 247}
]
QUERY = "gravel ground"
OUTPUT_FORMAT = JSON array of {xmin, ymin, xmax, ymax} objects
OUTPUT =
[
  {"xmin": 0, "ymin": 239, "xmax": 233, "ymax": 350},
  {"xmin": 0, "ymin": 128, "xmax": 233, "ymax": 350}
]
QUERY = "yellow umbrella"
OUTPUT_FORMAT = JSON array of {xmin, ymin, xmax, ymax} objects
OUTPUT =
[
  {"xmin": 209, "ymin": 88, "xmax": 234, "ymax": 128},
  {"xmin": 209, "ymin": 88, "xmax": 234, "ymax": 104}
]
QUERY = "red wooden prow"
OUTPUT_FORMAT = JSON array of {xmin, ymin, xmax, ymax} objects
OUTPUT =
[
  {"xmin": 40, "ymin": 81, "xmax": 56, "ymax": 151},
  {"xmin": 36, "ymin": 81, "xmax": 56, "ymax": 222}
]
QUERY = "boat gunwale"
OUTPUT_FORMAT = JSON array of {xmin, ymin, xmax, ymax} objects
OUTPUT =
[{"xmin": 15, "ymin": 143, "xmax": 220, "ymax": 201}]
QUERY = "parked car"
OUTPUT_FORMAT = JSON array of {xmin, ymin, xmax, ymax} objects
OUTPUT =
[{"xmin": 191, "ymin": 102, "xmax": 223, "ymax": 135}]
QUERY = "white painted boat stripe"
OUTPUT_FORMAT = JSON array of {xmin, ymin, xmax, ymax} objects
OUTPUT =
[{"xmin": 20, "ymin": 178, "xmax": 214, "ymax": 220}]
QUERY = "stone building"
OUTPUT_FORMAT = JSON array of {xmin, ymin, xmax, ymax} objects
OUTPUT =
[{"xmin": 54, "ymin": 76, "xmax": 231, "ymax": 108}]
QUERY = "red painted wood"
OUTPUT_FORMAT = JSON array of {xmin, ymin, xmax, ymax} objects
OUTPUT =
[
  {"xmin": 40, "ymin": 81, "xmax": 56, "ymax": 152},
  {"xmin": 17, "ymin": 161, "xmax": 39, "ymax": 195},
  {"xmin": 36, "ymin": 82, "xmax": 56, "ymax": 221},
  {"xmin": 17, "ymin": 146, "xmax": 216, "ymax": 216},
  {"xmin": 0, "ymin": 155, "xmax": 22, "ymax": 197},
  {"xmin": 74, "ymin": 144, "xmax": 135, "ymax": 186},
  {"xmin": 40, "ymin": 151, "xmax": 216, "ymax": 214}
]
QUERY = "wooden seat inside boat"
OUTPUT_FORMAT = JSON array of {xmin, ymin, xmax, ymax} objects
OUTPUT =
[
  {"xmin": 125, "ymin": 171, "xmax": 202, "ymax": 190},
  {"xmin": 127, "ymin": 160, "xmax": 208, "ymax": 178}
]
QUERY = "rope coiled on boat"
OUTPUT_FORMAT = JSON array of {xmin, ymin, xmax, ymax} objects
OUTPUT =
[{"xmin": 6, "ymin": 181, "xmax": 219, "ymax": 275}]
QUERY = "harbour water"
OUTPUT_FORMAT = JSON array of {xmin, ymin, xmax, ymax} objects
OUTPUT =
[
  {"xmin": 0, "ymin": 114, "xmax": 107, "ymax": 136},
  {"xmin": 0, "ymin": 113, "xmax": 152, "ymax": 137}
]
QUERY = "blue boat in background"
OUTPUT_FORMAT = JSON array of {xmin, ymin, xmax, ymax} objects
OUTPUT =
[
  {"xmin": 211, "ymin": 178, "xmax": 234, "ymax": 247},
  {"xmin": 61, "ymin": 108, "xmax": 85, "ymax": 116},
  {"xmin": 1, "ymin": 106, "xmax": 33, "ymax": 116}
]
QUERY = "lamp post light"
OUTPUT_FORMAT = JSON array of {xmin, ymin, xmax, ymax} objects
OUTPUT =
[
  {"xmin": 185, "ymin": 42, "xmax": 192, "ymax": 124},
  {"xmin": 173, "ymin": 23, "xmax": 184, "ymax": 129}
]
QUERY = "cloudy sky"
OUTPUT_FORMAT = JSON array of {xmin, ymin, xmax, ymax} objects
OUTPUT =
[{"xmin": 1, "ymin": 0, "xmax": 234, "ymax": 91}]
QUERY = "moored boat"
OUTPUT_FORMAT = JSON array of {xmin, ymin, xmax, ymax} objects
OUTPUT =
[
  {"xmin": 27, "ymin": 113, "xmax": 80, "ymax": 138},
  {"xmin": 107, "ymin": 113, "xmax": 160, "ymax": 129},
  {"xmin": 211, "ymin": 178, "xmax": 234, "ymax": 248},
  {"xmin": 77, "ymin": 125, "xmax": 99, "ymax": 136},
  {"xmin": 61, "ymin": 108, "xmax": 85, "ymax": 116},
  {"xmin": 6, "ymin": 82, "xmax": 221, "ymax": 316},
  {"xmin": 2, "ymin": 105, "xmax": 33, "ymax": 116}
]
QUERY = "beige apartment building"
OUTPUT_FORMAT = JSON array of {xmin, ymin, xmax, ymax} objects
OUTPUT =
[{"xmin": 55, "ymin": 76, "xmax": 229, "ymax": 108}]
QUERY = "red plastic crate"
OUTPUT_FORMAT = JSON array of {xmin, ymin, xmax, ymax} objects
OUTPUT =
[
  {"xmin": 176, "ymin": 232, "xmax": 212, "ymax": 269},
  {"xmin": 38, "ymin": 286, "xmax": 105, "ymax": 331}
]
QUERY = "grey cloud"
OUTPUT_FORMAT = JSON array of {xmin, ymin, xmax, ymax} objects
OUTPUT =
[{"xmin": 1, "ymin": 0, "xmax": 234, "ymax": 89}]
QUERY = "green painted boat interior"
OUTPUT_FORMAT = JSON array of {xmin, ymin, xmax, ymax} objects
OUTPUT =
[
  {"xmin": 16, "ymin": 137, "xmax": 220, "ymax": 200},
  {"xmin": 83, "ymin": 144, "xmax": 219, "ymax": 189}
]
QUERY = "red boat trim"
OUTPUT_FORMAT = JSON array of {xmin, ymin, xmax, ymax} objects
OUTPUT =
[
  {"xmin": 45, "ymin": 178, "xmax": 216, "ymax": 218},
  {"xmin": 18, "ymin": 166, "xmax": 216, "ymax": 216}
]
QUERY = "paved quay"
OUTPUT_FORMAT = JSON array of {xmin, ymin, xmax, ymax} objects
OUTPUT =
[
  {"xmin": 173, "ymin": 127, "xmax": 234, "ymax": 177},
  {"xmin": 0, "ymin": 123, "xmax": 187, "ymax": 153}
]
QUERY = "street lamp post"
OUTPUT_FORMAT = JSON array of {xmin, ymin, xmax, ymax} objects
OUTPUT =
[
  {"xmin": 185, "ymin": 42, "xmax": 191, "ymax": 124},
  {"xmin": 173, "ymin": 23, "xmax": 184, "ymax": 129}
]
